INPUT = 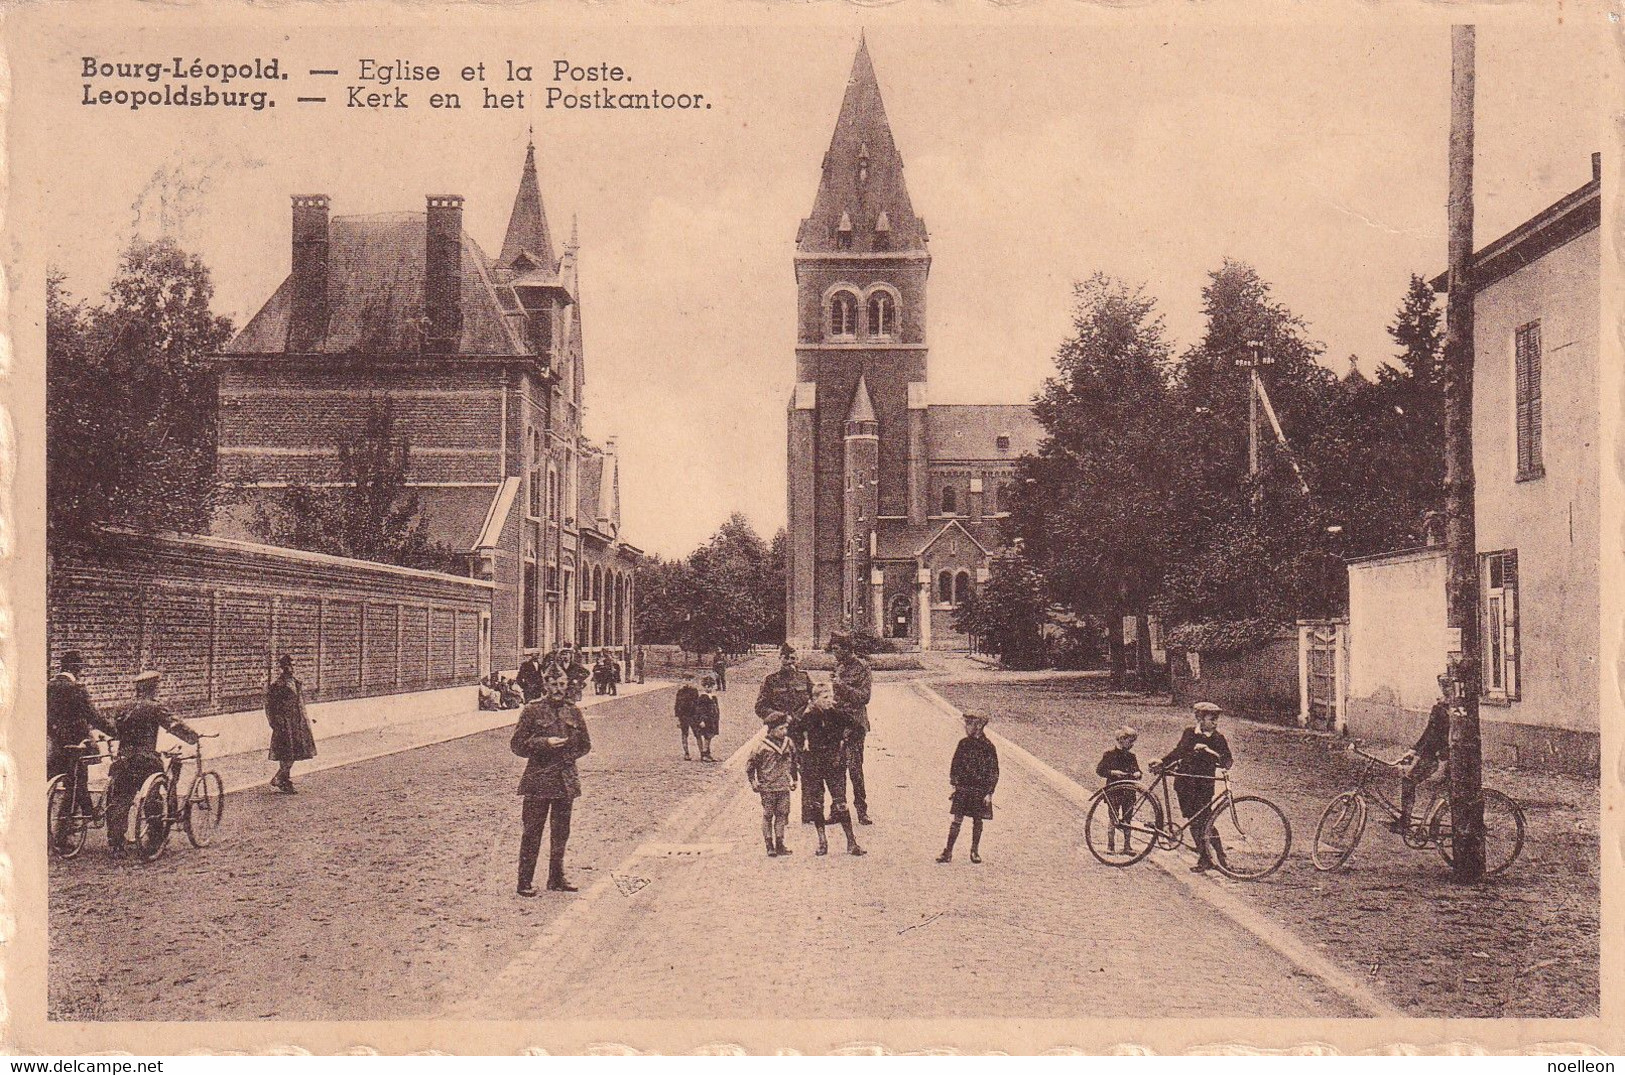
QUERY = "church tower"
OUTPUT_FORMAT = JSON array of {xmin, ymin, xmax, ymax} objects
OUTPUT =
[{"xmin": 787, "ymin": 38, "xmax": 931, "ymax": 647}]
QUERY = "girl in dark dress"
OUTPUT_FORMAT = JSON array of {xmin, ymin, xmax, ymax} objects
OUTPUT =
[
  {"xmin": 937, "ymin": 712, "xmax": 998, "ymax": 863},
  {"xmin": 693, "ymin": 676, "xmax": 721, "ymax": 761}
]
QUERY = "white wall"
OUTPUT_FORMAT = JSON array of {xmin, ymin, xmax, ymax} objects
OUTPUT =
[{"xmin": 1347, "ymin": 548, "xmax": 1449, "ymax": 721}]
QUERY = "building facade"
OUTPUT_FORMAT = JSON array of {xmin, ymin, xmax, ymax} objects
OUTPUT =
[
  {"xmin": 785, "ymin": 40, "xmax": 1042, "ymax": 651},
  {"xmin": 212, "ymin": 144, "xmax": 641, "ymax": 674},
  {"xmin": 1345, "ymin": 156, "xmax": 1600, "ymax": 772}
]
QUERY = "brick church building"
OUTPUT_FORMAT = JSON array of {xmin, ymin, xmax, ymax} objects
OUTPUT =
[
  {"xmin": 786, "ymin": 40, "xmax": 1043, "ymax": 651},
  {"xmin": 211, "ymin": 142, "xmax": 642, "ymax": 674}
]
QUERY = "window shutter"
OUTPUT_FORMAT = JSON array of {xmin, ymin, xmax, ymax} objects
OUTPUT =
[
  {"xmin": 1504, "ymin": 551, "xmax": 1520, "ymax": 700},
  {"xmin": 1515, "ymin": 322, "xmax": 1544, "ymax": 479}
]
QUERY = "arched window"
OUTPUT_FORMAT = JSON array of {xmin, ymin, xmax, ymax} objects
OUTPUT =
[
  {"xmin": 954, "ymin": 571, "xmax": 971, "ymax": 605},
  {"xmin": 867, "ymin": 291, "xmax": 894, "ymax": 338},
  {"xmin": 830, "ymin": 292, "xmax": 857, "ymax": 339},
  {"xmin": 938, "ymin": 571, "xmax": 954, "ymax": 604},
  {"xmin": 941, "ymin": 485, "xmax": 957, "ymax": 515}
]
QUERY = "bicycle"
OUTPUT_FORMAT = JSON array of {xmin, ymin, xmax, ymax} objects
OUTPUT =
[
  {"xmin": 1310, "ymin": 741, "xmax": 1525, "ymax": 876},
  {"xmin": 46, "ymin": 737, "xmax": 116, "ymax": 859},
  {"xmin": 130, "ymin": 733, "xmax": 224, "ymax": 863},
  {"xmin": 1083, "ymin": 766, "xmax": 1292, "ymax": 880}
]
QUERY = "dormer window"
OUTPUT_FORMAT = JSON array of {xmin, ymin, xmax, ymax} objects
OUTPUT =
[
  {"xmin": 857, "ymin": 144, "xmax": 870, "ymax": 187},
  {"xmin": 837, "ymin": 210, "xmax": 853, "ymax": 251},
  {"xmin": 996, "ymin": 435, "xmax": 1011, "ymax": 452},
  {"xmin": 830, "ymin": 292, "xmax": 858, "ymax": 339},
  {"xmin": 874, "ymin": 210, "xmax": 891, "ymax": 251},
  {"xmin": 867, "ymin": 292, "xmax": 894, "ymax": 338}
]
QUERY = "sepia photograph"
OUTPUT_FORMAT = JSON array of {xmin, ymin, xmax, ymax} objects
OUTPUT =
[{"xmin": 3, "ymin": 1, "xmax": 1617, "ymax": 1058}]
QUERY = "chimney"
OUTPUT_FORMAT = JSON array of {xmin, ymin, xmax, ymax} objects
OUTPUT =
[
  {"xmin": 289, "ymin": 195, "xmax": 330, "ymax": 352},
  {"xmin": 1593, "ymin": 152, "xmax": 1601, "ymax": 182},
  {"xmin": 425, "ymin": 195, "xmax": 465, "ymax": 353}
]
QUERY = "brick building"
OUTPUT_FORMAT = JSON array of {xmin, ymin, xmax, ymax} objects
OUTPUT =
[
  {"xmin": 211, "ymin": 143, "xmax": 641, "ymax": 673},
  {"xmin": 785, "ymin": 40, "xmax": 1043, "ymax": 650}
]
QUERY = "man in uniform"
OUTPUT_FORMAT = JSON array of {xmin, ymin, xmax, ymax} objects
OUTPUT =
[
  {"xmin": 1150, "ymin": 701, "xmax": 1233, "ymax": 872},
  {"xmin": 106, "ymin": 670, "xmax": 201, "ymax": 854},
  {"xmin": 47, "ymin": 651, "xmax": 116, "ymax": 822},
  {"xmin": 830, "ymin": 630, "xmax": 874, "ymax": 825},
  {"xmin": 516, "ymin": 649, "xmax": 547, "ymax": 702},
  {"xmin": 755, "ymin": 644, "xmax": 813, "ymax": 727},
  {"xmin": 511, "ymin": 662, "xmax": 593, "ymax": 895}
]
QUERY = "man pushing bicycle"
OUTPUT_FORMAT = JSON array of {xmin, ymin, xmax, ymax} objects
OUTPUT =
[
  {"xmin": 106, "ymin": 669, "xmax": 200, "ymax": 855},
  {"xmin": 1149, "ymin": 701, "xmax": 1234, "ymax": 873}
]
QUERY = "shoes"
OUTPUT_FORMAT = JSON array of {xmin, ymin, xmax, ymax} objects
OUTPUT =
[
  {"xmin": 516, "ymin": 885, "xmax": 539, "ymax": 897},
  {"xmin": 936, "ymin": 851, "xmax": 952, "ymax": 864},
  {"xmin": 546, "ymin": 878, "xmax": 580, "ymax": 892},
  {"xmin": 815, "ymin": 845, "xmax": 829, "ymax": 857},
  {"xmin": 1190, "ymin": 862, "xmax": 1212, "ymax": 873},
  {"xmin": 848, "ymin": 844, "xmax": 867, "ymax": 856},
  {"xmin": 776, "ymin": 845, "xmax": 793, "ymax": 856},
  {"xmin": 683, "ymin": 754, "xmax": 692, "ymax": 761},
  {"xmin": 1387, "ymin": 819, "xmax": 1409, "ymax": 835},
  {"xmin": 766, "ymin": 847, "xmax": 779, "ymax": 857},
  {"xmin": 857, "ymin": 814, "xmax": 874, "ymax": 826},
  {"xmin": 970, "ymin": 851, "xmax": 982, "ymax": 864}
]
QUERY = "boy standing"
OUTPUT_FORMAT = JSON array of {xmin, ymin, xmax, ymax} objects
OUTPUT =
[
  {"xmin": 747, "ymin": 712, "xmax": 800, "ymax": 856},
  {"xmin": 675, "ymin": 677, "xmax": 700, "ymax": 760},
  {"xmin": 937, "ymin": 712, "xmax": 998, "ymax": 864},
  {"xmin": 693, "ymin": 676, "xmax": 722, "ymax": 762},
  {"xmin": 1095, "ymin": 726, "xmax": 1143, "ymax": 853},
  {"xmin": 794, "ymin": 681, "xmax": 865, "ymax": 857},
  {"xmin": 1150, "ymin": 701, "xmax": 1233, "ymax": 872}
]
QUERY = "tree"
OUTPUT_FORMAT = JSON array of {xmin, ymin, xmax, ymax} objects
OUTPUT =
[
  {"xmin": 1009, "ymin": 274, "xmax": 1180, "ymax": 683},
  {"xmin": 633, "ymin": 555, "xmax": 697, "ymax": 649},
  {"xmin": 252, "ymin": 398, "xmax": 448, "ymax": 570},
  {"xmin": 685, "ymin": 512, "xmax": 776, "ymax": 653},
  {"xmin": 47, "ymin": 240, "xmax": 234, "ymax": 545},
  {"xmin": 952, "ymin": 558, "xmax": 1048, "ymax": 669}
]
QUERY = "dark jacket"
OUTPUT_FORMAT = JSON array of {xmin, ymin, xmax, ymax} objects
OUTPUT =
[
  {"xmin": 692, "ymin": 693, "xmax": 720, "ymax": 735},
  {"xmin": 1414, "ymin": 701, "xmax": 1451, "ymax": 761},
  {"xmin": 516, "ymin": 658, "xmax": 545, "ymax": 701},
  {"xmin": 675, "ymin": 683, "xmax": 700, "ymax": 723},
  {"xmin": 1096, "ymin": 747, "xmax": 1141, "ymax": 783},
  {"xmin": 114, "ymin": 699, "xmax": 199, "ymax": 763},
  {"xmin": 1159, "ymin": 726, "xmax": 1233, "ymax": 778},
  {"xmin": 755, "ymin": 668, "xmax": 813, "ymax": 724},
  {"xmin": 266, "ymin": 672, "xmax": 318, "ymax": 762},
  {"xmin": 950, "ymin": 735, "xmax": 1000, "ymax": 793},
  {"xmin": 511, "ymin": 698, "xmax": 592, "ymax": 799},
  {"xmin": 794, "ymin": 704, "xmax": 854, "ymax": 758},
  {"xmin": 47, "ymin": 672, "xmax": 114, "ymax": 750},
  {"xmin": 833, "ymin": 655, "xmax": 872, "ymax": 731}
]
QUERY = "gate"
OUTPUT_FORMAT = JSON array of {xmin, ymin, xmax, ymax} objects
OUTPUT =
[{"xmin": 1298, "ymin": 620, "xmax": 1347, "ymax": 732}]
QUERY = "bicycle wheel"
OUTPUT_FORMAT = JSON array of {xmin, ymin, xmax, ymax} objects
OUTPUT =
[
  {"xmin": 1205, "ymin": 795, "xmax": 1292, "ymax": 880},
  {"xmin": 1084, "ymin": 784, "xmax": 1160, "ymax": 867},
  {"xmin": 47, "ymin": 776, "xmax": 89, "ymax": 860},
  {"xmin": 132, "ymin": 774, "xmax": 172, "ymax": 863},
  {"xmin": 1311, "ymin": 792, "xmax": 1366, "ymax": 872},
  {"xmin": 183, "ymin": 771, "xmax": 225, "ymax": 848},
  {"xmin": 1430, "ymin": 789, "xmax": 1525, "ymax": 877}
]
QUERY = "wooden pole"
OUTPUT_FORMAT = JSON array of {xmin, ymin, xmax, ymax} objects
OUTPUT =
[{"xmin": 1443, "ymin": 23, "xmax": 1486, "ymax": 882}]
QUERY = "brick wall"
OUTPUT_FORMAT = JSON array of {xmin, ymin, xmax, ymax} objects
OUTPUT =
[{"xmin": 49, "ymin": 531, "xmax": 493, "ymax": 718}]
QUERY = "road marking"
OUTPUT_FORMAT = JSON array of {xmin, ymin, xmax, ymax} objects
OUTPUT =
[{"xmin": 912, "ymin": 681, "xmax": 1402, "ymax": 1019}]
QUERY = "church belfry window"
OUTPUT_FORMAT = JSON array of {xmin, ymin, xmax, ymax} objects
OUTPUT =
[
  {"xmin": 867, "ymin": 291, "xmax": 894, "ymax": 339},
  {"xmin": 830, "ymin": 291, "xmax": 858, "ymax": 339},
  {"xmin": 941, "ymin": 485, "xmax": 957, "ymax": 515}
]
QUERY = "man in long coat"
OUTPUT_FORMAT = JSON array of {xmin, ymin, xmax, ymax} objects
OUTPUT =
[
  {"xmin": 266, "ymin": 653, "xmax": 318, "ymax": 793},
  {"xmin": 516, "ymin": 650, "xmax": 546, "ymax": 702},
  {"xmin": 511, "ymin": 662, "xmax": 593, "ymax": 895},
  {"xmin": 48, "ymin": 651, "xmax": 116, "ymax": 821},
  {"xmin": 830, "ymin": 630, "xmax": 874, "ymax": 825},
  {"xmin": 755, "ymin": 645, "xmax": 814, "ymax": 727}
]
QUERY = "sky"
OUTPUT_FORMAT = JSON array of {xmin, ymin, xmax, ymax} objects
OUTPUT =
[{"xmin": 23, "ymin": 15, "xmax": 1603, "ymax": 558}]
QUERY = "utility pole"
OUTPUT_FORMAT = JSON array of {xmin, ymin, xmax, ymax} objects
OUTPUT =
[
  {"xmin": 1443, "ymin": 23, "xmax": 1486, "ymax": 882},
  {"xmin": 1236, "ymin": 342, "xmax": 1272, "ymax": 510}
]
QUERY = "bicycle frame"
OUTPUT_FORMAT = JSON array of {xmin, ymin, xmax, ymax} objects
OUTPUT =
[
  {"xmin": 1347, "ymin": 744, "xmax": 1446, "ymax": 838},
  {"xmin": 1141, "ymin": 767, "xmax": 1233, "ymax": 847}
]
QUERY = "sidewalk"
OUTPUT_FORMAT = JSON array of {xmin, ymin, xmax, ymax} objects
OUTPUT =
[{"xmin": 210, "ymin": 679, "xmax": 671, "ymax": 795}]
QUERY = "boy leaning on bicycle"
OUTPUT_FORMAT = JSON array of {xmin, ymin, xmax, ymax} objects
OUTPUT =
[
  {"xmin": 1148, "ymin": 701, "xmax": 1234, "ymax": 873},
  {"xmin": 1391, "ymin": 674, "xmax": 1454, "ymax": 834}
]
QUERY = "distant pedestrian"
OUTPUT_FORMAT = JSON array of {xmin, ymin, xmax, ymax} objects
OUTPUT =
[
  {"xmin": 106, "ymin": 671, "xmax": 200, "ymax": 854},
  {"xmin": 711, "ymin": 651, "xmax": 728, "ymax": 692},
  {"xmin": 1096, "ymin": 726, "xmax": 1143, "ymax": 854},
  {"xmin": 1150, "ymin": 701, "xmax": 1233, "ymax": 873},
  {"xmin": 266, "ymin": 654, "xmax": 317, "ymax": 794},
  {"xmin": 633, "ymin": 646, "xmax": 645, "ymax": 684},
  {"xmin": 693, "ymin": 676, "xmax": 721, "ymax": 761},
  {"xmin": 794, "ymin": 680, "xmax": 864, "ymax": 857},
  {"xmin": 511, "ymin": 662, "xmax": 592, "ymax": 895},
  {"xmin": 830, "ymin": 630, "xmax": 873, "ymax": 825},
  {"xmin": 607, "ymin": 656, "xmax": 621, "ymax": 696},
  {"xmin": 516, "ymin": 650, "xmax": 546, "ymax": 702},
  {"xmin": 937, "ymin": 712, "xmax": 998, "ymax": 864},
  {"xmin": 560, "ymin": 647, "xmax": 591, "ymax": 703},
  {"xmin": 747, "ymin": 712, "xmax": 800, "ymax": 857},
  {"xmin": 675, "ymin": 677, "xmax": 701, "ymax": 760}
]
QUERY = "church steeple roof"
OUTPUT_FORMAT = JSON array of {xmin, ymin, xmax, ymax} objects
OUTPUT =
[
  {"xmin": 846, "ymin": 375, "xmax": 878, "ymax": 425},
  {"xmin": 797, "ymin": 38, "xmax": 927, "ymax": 254},
  {"xmin": 498, "ymin": 140, "xmax": 558, "ymax": 272}
]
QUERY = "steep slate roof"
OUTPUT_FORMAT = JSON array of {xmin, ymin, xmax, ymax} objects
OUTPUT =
[
  {"xmin": 577, "ymin": 451, "xmax": 603, "ymax": 527},
  {"xmin": 926, "ymin": 404, "xmax": 1042, "ymax": 461},
  {"xmin": 797, "ymin": 38, "xmax": 927, "ymax": 254},
  {"xmin": 847, "ymin": 375, "xmax": 877, "ymax": 423},
  {"xmin": 497, "ymin": 142, "xmax": 558, "ymax": 273},
  {"xmin": 225, "ymin": 213, "xmax": 531, "ymax": 357}
]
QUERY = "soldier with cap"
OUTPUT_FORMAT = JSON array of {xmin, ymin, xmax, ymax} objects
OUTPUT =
[
  {"xmin": 266, "ymin": 654, "xmax": 317, "ymax": 793},
  {"xmin": 511, "ymin": 660, "xmax": 593, "ymax": 895},
  {"xmin": 106, "ymin": 670, "xmax": 200, "ymax": 854},
  {"xmin": 47, "ymin": 651, "xmax": 116, "ymax": 822},
  {"xmin": 755, "ymin": 645, "xmax": 813, "ymax": 728},
  {"xmin": 829, "ymin": 629, "xmax": 874, "ymax": 825},
  {"xmin": 1150, "ymin": 701, "xmax": 1234, "ymax": 872},
  {"xmin": 558, "ymin": 646, "xmax": 591, "ymax": 703}
]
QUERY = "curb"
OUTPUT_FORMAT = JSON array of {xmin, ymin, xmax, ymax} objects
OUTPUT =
[{"xmin": 912, "ymin": 681, "xmax": 1402, "ymax": 1019}]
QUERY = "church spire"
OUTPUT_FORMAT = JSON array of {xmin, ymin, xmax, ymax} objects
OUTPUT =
[
  {"xmin": 846, "ymin": 374, "xmax": 877, "ymax": 426},
  {"xmin": 498, "ymin": 140, "xmax": 558, "ymax": 272},
  {"xmin": 797, "ymin": 37, "xmax": 927, "ymax": 254}
]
